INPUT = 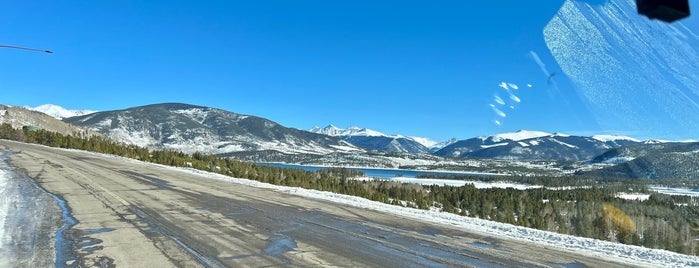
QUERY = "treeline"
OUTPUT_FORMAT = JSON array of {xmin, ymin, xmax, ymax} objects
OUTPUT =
[{"xmin": 1, "ymin": 123, "xmax": 698, "ymax": 255}]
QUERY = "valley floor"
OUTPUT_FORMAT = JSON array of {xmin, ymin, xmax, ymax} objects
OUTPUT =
[{"xmin": 0, "ymin": 140, "xmax": 692, "ymax": 267}]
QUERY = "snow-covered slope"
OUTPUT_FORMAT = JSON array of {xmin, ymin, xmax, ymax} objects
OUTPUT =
[
  {"xmin": 406, "ymin": 136, "xmax": 438, "ymax": 148},
  {"xmin": 309, "ymin": 125, "xmax": 387, "ymax": 137},
  {"xmin": 483, "ymin": 130, "xmax": 552, "ymax": 142},
  {"xmin": 66, "ymin": 103, "xmax": 360, "ymax": 155},
  {"xmin": 592, "ymin": 135, "xmax": 640, "ymax": 143},
  {"xmin": 25, "ymin": 104, "xmax": 95, "ymax": 120},
  {"xmin": 428, "ymin": 138, "xmax": 459, "ymax": 153}
]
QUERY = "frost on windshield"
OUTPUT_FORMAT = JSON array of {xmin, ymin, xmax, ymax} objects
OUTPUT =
[
  {"xmin": 490, "ymin": 81, "xmax": 527, "ymax": 126},
  {"xmin": 544, "ymin": 0, "xmax": 699, "ymax": 139}
]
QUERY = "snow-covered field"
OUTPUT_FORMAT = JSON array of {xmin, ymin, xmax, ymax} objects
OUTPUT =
[
  {"xmin": 615, "ymin": 192, "xmax": 651, "ymax": 201},
  {"xmin": 354, "ymin": 176, "xmax": 542, "ymax": 189},
  {"xmin": 7, "ymin": 145, "xmax": 699, "ymax": 267},
  {"xmin": 651, "ymin": 186, "xmax": 699, "ymax": 197}
]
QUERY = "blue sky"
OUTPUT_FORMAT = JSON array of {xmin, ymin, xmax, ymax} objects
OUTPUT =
[{"xmin": 0, "ymin": 1, "xmax": 664, "ymax": 141}]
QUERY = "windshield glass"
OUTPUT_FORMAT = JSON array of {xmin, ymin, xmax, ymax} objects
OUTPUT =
[
  {"xmin": 2, "ymin": 0, "xmax": 699, "ymax": 267},
  {"xmin": 545, "ymin": 0, "xmax": 699, "ymax": 140}
]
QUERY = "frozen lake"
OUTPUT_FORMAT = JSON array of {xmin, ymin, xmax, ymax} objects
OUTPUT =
[{"xmin": 258, "ymin": 162, "xmax": 493, "ymax": 179}]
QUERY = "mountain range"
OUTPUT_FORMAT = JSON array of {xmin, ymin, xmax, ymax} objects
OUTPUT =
[
  {"xmin": 6, "ymin": 102, "xmax": 698, "ymax": 179},
  {"xmin": 308, "ymin": 125, "xmax": 457, "ymax": 154},
  {"xmin": 434, "ymin": 130, "xmax": 643, "ymax": 161},
  {"xmin": 47, "ymin": 103, "xmax": 693, "ymax": 162}
]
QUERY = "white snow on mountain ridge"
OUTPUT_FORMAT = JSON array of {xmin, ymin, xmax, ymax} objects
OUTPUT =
[
  {"xmin": 429, "ymin": 138, "xmax": 460, "ymax": 151},
  {"xmin": 480, "ymin": 142, "xmax": 509, "ymax": 149},
  {"xmin": 310, "ymin": 125, "xmax": 388, "ymax": 137},
  {"xmin": 482, "ymin": 130, "xmax": 553, "ymax": 142},
  {"xmin": 592, "ymin": 135, "xmax": 640, "ymax": 143},
  {"xmin": 406, "ymin": 136, "xmax": 438, "ymax": 148},
  {"xmin": 308, "ymin": 125, "xmax": 448, "ymax": 148},
  {"xmin": 25, "ymin": 104, "xmax": 96, "ymax": 120}
]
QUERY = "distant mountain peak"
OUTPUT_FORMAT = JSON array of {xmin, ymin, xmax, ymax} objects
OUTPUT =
[
  {"xmin": 308, "ymin": 125, "xmax": 460, "ymax": 154},
  {"xmin": 25, "ymin": 104, "xmax": 96, "ymax": 120},
  {"xmin": 309, "ymin": 125, "xmax": 388, "ymax": 137},
  {"xmin": 480, "ymin": 130, "xmax": 553, "ymax": 142},
  {"xmin": 592, "ymin": 134, "xmax": 640, "ymax": 143}
]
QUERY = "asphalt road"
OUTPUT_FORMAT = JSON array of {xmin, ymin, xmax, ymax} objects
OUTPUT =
[{"xmin": 0, "ymin": 140, "xmax": 634, "ymax": 267}]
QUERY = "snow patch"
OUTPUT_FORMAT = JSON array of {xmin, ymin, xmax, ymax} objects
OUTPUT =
[
  {"xmin": 172, "ymin": 108, "xmax": 209, "ymax": 124},
  {"xmin": 310, "ymin": 125, "xmax": 388, "ymax": 137},
  {"xmin": 550, "ymin": 139, "xmax": 578, "ymax": 149},
  {"xmin": 96, "ymin": 119, "xmax": 112, "ymax": 129},
  {"xmin": 650, "ymin": 187, "xmax": 699, "ymax": 197},
  {"xmin": 397, "ymin": 178, "xmax": 542, "ymax": 189},
  {"xmin": 406, "ymin": 136, "xmax": 438, "ymax": 148},
  {"xmin": 108, "ymin": 128, "xmax": 156, "ymax": 148},
  {"xmin": 481, "ymin": 142, "xmax": 509, "ymax": 149},
  {"xmin": 328, "ymin": 144, "xmax": 362, "ymax": 152},
  {"xmin": 603, "ymin": 156, "xmax": 637, "ymax": 164},
  {"xmin": 615, "ymin": 193, "xmax": 650, "ymax": 201},
  {"xmin": 592, "ymin": 135, "xmax": 641, "ymax": 143}
]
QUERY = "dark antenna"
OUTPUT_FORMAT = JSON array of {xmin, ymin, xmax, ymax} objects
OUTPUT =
[{"xmin": 0, "ymin": 44, "xmax": 53, "ymax": 53}]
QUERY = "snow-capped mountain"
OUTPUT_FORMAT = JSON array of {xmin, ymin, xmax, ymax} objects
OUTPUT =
[
  {"xmin": 1, "ymin": 104, "xmax": 101, "ymax": 137},
  {"xmin": 65, "ymin": 103, "xmax": 360, "ymax": 155},
  {"xmin": 591, "ymin": 135, "xmax": 640, "ymax": 143},
  {"xmin": 308, "ymin": 125, "xmax": 452, "ymax": 154},
  {"xmin": 25, "ymin": 104, "xmax": 96, "ymax": 120},
  {"xmin": 484, "ymin": 130, "xmax": 553, "ymax": 143},
  {"xmin": 428, "ymin": 138, "xmax": 459, "ymax": 153},
  {"xmin": 435, "ymin": 130, "xmax": 644, "ymax": 161},
  {"xmin": 309, "ymin": 125, "xmax": 387, "ymax": 137}
]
